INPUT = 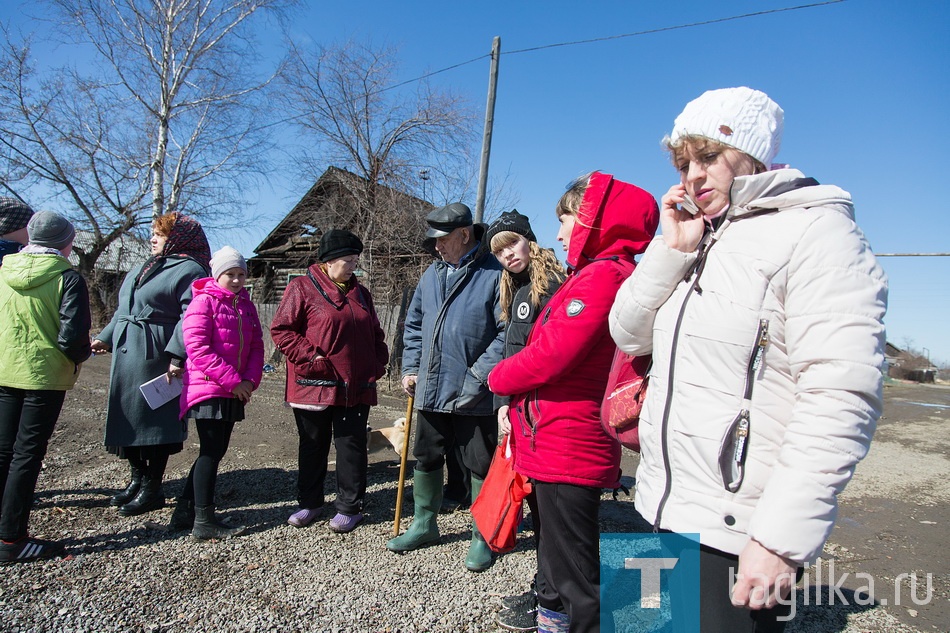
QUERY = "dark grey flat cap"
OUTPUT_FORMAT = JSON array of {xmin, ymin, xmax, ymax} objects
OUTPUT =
[{"xmin": 425, "ymin": 202, "xmax": 473, "ymax": 238}]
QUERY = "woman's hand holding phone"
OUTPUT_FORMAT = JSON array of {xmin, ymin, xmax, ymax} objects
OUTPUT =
[{"xmin": 661, "ymin": 184, "xmax": 705, "ymax": 253}]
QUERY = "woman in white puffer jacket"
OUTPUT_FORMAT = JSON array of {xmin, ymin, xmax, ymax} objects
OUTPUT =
[{"xmin": 608, "ymin": 87, "xmax": 887, "ymax": 632}]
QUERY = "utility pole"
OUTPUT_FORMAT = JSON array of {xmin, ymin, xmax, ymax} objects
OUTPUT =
[{"xmin": 474, "ymin": 36, "xmax": 500, "ymax": 225}]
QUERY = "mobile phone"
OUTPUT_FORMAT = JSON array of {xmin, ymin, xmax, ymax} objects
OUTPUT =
[{"xmin": 681, "ymin": 192, "xmax": 700, "ymax": 216}]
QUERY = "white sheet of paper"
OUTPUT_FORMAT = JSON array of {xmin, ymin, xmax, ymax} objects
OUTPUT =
[{"xmin": 139, "ymin": 373, "xmax": 183, "ymax": 410}]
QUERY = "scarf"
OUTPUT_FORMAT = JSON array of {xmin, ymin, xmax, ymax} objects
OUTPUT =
[{"xmin": 135, "ymin": 214, "xmax": 211, "ymax": 287}]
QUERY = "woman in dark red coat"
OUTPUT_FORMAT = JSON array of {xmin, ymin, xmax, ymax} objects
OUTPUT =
[
  {"xmin": 270, "ymin": 230, "xmax": 389, "ymax": 533},
  {"xmin": 488, "ymin": 172, "xmax": 658, "ymax": 632}
]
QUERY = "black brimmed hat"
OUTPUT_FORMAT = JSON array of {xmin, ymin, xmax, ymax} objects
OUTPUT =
[{"xmin": 425, "ymin": 202, "xmax": 473, "ymax": 239}]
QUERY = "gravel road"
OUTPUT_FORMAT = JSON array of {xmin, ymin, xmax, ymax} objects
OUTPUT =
[{"xmin": 0, "ymin": 355, "xmax": 945, "ymax": 632}]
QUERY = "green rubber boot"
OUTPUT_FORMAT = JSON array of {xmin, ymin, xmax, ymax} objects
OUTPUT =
[
  {"xmin": 386, "ymin": 468, "xmax": 442, "ymax": 552},
  {"xmin": 465, "ymin": 474, "xmax": 493, "ymax": 572}
]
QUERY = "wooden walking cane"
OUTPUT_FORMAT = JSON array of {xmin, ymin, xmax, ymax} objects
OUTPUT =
[{"xmin": 392, "ymin": 394, "xmax": 414, "ymax": 536}]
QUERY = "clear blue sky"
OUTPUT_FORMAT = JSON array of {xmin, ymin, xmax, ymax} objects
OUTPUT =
[{"xmin": 4, "ymin": 1, "xmax": 949, "ymax": 364}]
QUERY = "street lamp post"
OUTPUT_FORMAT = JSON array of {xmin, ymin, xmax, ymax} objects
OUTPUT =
[{"xmin": 420, "ymin": 169, "xmax": 430, "ymax": 203}]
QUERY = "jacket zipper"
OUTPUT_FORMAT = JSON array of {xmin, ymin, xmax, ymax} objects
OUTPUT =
[
  {"xmin": 426, "ymin": 260, "xmax": 476, "ymax": 407},
  {"xmin": 234, "ymin": 295, "xmax": 244, "ymax": 375},
  {"xmin": 529, "ymin": 388, "xmax": 541, "ymax": 451},
  {"xmin": 342, "ymin": 296, "xmax": 364, "ymax": 406},
  {"xmin": 652, "ymin": 234, "xmax": 716, "ymax": 533},
  {"xmin": 723, "ymin": 319, "xmax": 769, "ymax": 492}
]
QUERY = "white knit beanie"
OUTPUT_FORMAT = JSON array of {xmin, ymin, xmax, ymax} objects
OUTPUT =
[
  {"xmin": 210, "ymin": 245, "xmax": 247, "ymax": 279},
  {"xmin": 666, "ymin": 87, "xmax": 784, "ymax": 167}
]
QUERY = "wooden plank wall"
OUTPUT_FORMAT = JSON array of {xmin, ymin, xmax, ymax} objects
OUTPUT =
[{"xmin": 254, "ymin": 302, "xmax": 406, "ymax": 389}]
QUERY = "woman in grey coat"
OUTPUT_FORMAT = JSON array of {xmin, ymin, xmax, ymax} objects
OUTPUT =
[{"xmin": 91, "ymin": 213, "xmax": 210, "ymax": 517}]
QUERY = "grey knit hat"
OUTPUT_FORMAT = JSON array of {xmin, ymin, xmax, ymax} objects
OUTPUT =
[
  {"xmin": 27, "ymin": 211, "xmax": 75, "ymax": 250},
  {"xmin": 210, "ymin": 245, "xmax": 247, "ymax": 279},
  {"xmin": 665, "ymin": 87, "xmax": 784, "ymax": 166},
  {"xmin": 0, "ymin": 197, "xmax": 35, "ymax": 236}
]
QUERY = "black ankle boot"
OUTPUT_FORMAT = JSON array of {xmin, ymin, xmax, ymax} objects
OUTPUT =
[
  {"xmin": 118, "ymin": 477, "xmax": 165, "ymax": 516},
  {"xmin": 110, "ymin": 465, "xmax": 143, "ymax": 507},
  {"xmin": 168, "ymin": 498, "xmax": 195, "ymax": 531},
  {"xmin": 192, "ymin": 505, "xmax": 246, "ymax": 541}
]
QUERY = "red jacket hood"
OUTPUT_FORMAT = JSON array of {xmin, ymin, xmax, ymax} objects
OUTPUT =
[{"xmin": 567, "ymin": 172, "xmax": 659, "ymax": 271}]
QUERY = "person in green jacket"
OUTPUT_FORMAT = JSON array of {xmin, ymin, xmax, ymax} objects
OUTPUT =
[{"xmin": 0, "ymin": 212, "xmax": 91, "ymax": 565}]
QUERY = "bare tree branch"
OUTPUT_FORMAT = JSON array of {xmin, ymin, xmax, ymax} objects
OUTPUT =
[{"xmin": 0, "ymin": 1, "xmax": 294, "ymax": 323}]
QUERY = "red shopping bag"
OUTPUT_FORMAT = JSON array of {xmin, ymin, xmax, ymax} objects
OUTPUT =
[{"xmin": 471, "ymin": 436, "xmax": 532, "ymax": 553}]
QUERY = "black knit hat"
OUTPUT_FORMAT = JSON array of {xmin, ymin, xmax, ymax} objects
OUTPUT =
[
  {"xmin": 485, "ymin": 210, "xmax": 536, "ymax": 247},
  {"xmin": 0, "ymin": 197, "xmax": 35, "ymax": 236},
  {"xmin": 318, "ymin": 229, "xmax": 363, "ymax": 262}
]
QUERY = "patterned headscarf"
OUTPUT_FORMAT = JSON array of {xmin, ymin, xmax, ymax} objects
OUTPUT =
[{"xmin": 136, "ymin": 213, "xmax": 211, "ymax": 286}]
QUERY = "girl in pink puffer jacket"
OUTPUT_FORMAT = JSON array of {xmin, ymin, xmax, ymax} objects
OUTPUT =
[{"xmin": 172, "ymin": 246, "xmax": 264, "ymax": 540}]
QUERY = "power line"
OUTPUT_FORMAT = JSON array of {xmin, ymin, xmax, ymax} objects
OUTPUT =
[
  {"xmin": 505, "ymin": 1, "xmax": 847, "ymax": 56},
  {"xmin": 262, "ymin": 0, "xmax": 847, "ymax": 131}
]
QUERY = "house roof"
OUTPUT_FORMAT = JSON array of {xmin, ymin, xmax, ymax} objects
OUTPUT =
[
  {"xmin": 68, "ymin": 230, "xmax": 150, "ymax": 273},
  {"xmin": 253, "ymin": 166, "xmax": 433, "ymax": 256}
]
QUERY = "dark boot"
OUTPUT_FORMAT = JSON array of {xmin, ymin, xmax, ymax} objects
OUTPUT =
[
  {"xmin": 118, "ymin": 476, "xmax": 165, "ymax": 517},
  {"xmin": 191, "ymin": 505, "xmax": 246, "ymax": 540},
  {"xmin": 386, "ymin": 468, "xmax": 442, "ymax": 552},
  {"xmin": 465, "ymin": 474, "xmax": 493, "ymax": 571},
  {"xmin": 109, "ymin": 464, "xmax": 143, "ymax": 507},
  {"xmin": 168, "ymin": 497, "xmax": 195, "ymax": 531}
]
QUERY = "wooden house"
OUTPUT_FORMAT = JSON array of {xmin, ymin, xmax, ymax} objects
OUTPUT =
[{"xmin": 248, "ymin": 166, "xmax": 435, "ymax": 303}]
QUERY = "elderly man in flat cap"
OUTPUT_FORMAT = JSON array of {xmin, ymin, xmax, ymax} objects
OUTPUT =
[
  {"xmin": 0, "ymin": 198, "xmax": 36, "ymax": 266},
  {"xmin": 387, "ymin": 202, "xmax": 504, "ymax": 572}
]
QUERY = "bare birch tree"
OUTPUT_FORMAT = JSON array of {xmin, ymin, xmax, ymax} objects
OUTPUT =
[
  {"xmin": 0, "ymin": 0, "xmax": 294, "ymax": 323},
  {"xmin": 275, "ymin": 40, "xmax": 499, "ymax": 308}
]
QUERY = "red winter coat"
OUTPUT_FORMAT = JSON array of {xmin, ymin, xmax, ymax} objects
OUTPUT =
[
  {"xmin": 180, "ymin": 278, "xmax": 265, "ymax": 419},
  {"xmin": 270, "ymin": 265, "xmax": 389, "ymax": 408},
  {"xmin": 488, "ymin": 173, "xmax": 658, "ymax": 487}
]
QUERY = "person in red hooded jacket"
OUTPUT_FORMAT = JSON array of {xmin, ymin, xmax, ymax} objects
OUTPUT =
[{"xmin": 488, "ymin": 172, "xmax": 658, "ymax": 633}]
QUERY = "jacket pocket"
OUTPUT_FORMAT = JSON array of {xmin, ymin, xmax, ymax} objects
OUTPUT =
[
  {"xmin": 717, "ymin": 319, "xmax": 768, "ymax": 493},
  {"xmin": 454, "ymin": 368, "xmax": 488, "ymax": 411},
  {"xmin": 297, "ymin": 356, "xmax": 334, "ymax": 380},
  {"xmin": 718, "ymin": 409, "xmax": 750, "ymax": 492}
]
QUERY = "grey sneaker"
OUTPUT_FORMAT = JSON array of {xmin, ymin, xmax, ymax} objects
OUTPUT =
[
  {"xmin": 502, "ymin": 588, "xmax": 537, "ymax": 610},
  {"xmin": 496, "ymin": 603, "xmax": 538, "ymax": 632}
]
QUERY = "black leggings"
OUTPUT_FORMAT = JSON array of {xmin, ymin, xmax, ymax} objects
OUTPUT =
[
  {"xmin": 126, "ymin": 453, "xmax": 169, "ymax": 482},
  {"xmin": 180, "ymin": 419, "xmax": 236, "ymax": 507}
]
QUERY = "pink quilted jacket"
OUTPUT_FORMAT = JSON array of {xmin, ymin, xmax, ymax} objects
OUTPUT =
[{"xmin": 180, "ymin": 277, "xmax": 264, "ymax": 419}]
